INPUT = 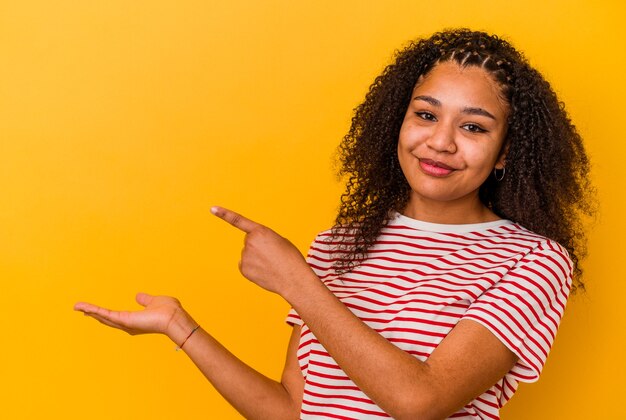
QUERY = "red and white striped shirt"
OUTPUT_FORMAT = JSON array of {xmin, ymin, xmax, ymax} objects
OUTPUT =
[{"xmin": 287, "ymin": 213, "xmax": 572, "ymax": 419}]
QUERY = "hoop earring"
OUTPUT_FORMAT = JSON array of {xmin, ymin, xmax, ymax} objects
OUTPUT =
[{"xmin": 494, "ymin": 167, "xmax": 506, "ymax": 182}]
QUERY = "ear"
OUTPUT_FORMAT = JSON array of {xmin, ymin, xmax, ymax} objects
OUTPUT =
[{"xmin": 495, "ymin": 142, "xmax": 509, "ymax": 169}]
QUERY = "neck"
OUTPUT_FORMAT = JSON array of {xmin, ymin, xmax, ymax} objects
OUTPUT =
[{"xmin": 401, "ymin": 193, "xmax": 501, "ymax": 224}]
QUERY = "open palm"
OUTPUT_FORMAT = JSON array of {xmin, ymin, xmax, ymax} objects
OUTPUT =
[{"xmin": 74, "ymin": 293, "xmax": 183, "ymax": 336}]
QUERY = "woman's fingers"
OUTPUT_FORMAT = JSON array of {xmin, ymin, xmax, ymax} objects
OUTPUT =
[
  {"xmin": 84, "ymin": 312, "xmax": 130, "ymax": 332},
  {"xmin": 211, "ymin": 206, "xmax": 262, "ymax": 233},
  {"xmin": 73, "ymin": 301, "xmax": 97, "ymax": 312},
  {"xmin": 75, "ymin": 302, "xmax": 134, "ymax": 328},
  {"xmin": 135, "ymin": 292, "xmax": 154, "ymax": 307},
  {"xmin": 74, "ymin": 301, "xmax": 117, "ymax": 319}
]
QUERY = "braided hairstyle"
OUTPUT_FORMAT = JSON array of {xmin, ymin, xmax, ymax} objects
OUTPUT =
[{"xmin": 333, "ymin": 28, "xmax": 595, "ymax": 292}]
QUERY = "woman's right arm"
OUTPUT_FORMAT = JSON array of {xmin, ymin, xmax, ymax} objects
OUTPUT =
[{"xmin": 74, "ymin": 293, "xmax": 303, "ymax": 420}]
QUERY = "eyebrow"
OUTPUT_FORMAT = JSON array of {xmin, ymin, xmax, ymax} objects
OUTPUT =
[{"xmin": 413, "ymin": 95, "xmax": 497, "ymax": 120}]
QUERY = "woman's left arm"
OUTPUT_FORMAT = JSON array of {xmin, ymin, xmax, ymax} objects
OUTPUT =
[{"xmin": 212, "ymin": 207, "xmax": 518, "ymax": 420}]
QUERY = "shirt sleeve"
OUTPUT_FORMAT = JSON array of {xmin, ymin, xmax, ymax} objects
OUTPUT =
[{"xmin": 461, "ymin": 239, "xmax": 573, "ymax": 383}]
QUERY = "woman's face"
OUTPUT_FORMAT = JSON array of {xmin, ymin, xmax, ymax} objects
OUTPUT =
[{"xmin": 397, "ymin": 60, "xmax": 509, "ymax": 221}]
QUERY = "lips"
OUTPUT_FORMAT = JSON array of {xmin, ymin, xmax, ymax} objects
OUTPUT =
[{"xmin": 418, "ymin": 158, "xmax": 456, "ymax": 177}]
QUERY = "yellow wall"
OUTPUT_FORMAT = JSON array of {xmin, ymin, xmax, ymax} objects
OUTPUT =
[{"xmin": 1, "ymin": 1, "xmax": 623, "ymax": 418}]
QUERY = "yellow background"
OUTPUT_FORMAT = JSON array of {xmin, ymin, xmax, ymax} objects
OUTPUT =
[{"xmin": 1, "ymin": 0, "xmax": 623, "ymax": 418}]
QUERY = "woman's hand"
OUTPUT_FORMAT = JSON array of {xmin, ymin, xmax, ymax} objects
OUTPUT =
[
  {"xmin": 74, "ymin": 293, "xmax": 191, "ymax": 342},
  {"xmin": 211, "ymin": 206, "xmax": 313, "ymax": 297}
]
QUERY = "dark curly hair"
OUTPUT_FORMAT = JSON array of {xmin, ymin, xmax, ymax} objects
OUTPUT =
[{"xmin": 333, "ymin": 28, "xmax": 595, "ymax": 292}]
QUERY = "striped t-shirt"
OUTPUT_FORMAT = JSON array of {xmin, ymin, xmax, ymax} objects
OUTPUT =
[{"xmin": 287, "ymin": 212, "xmax": 572, "ymax": 419}]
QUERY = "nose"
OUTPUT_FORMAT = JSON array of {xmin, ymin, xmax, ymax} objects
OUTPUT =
[{"xmin": 426, "ymin": 122, "xmax": 457, "ymax": 153}]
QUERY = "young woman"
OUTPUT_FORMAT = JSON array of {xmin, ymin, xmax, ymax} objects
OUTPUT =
[{"xmin": 75, "ymin": 29, "xmax": 594, "ymax": 419}]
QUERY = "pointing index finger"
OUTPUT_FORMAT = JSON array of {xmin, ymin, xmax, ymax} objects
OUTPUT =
[{"xmin": 211, "ymin": 206, "xmax": 261, "ymax": 233}]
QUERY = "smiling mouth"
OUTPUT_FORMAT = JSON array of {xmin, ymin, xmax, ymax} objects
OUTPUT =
[{"xmin": 418, "ymin": 158, "xmax": 456, "ymax": 176}]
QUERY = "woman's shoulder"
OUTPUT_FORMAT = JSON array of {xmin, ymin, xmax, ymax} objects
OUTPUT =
[{"xmin": 385, "ymin": 213, "xmax": 573, "ymax": 272}]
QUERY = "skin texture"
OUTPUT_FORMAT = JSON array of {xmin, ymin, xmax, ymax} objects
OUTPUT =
[{"xmin": 398, "ymin": 61, "xmax": 508, "ymax": 223}]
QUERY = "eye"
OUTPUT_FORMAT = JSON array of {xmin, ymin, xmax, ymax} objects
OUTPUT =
[
  {"xmin": 462, "ymin": 123, "xmax": 487, "ymax": 133},
  {"xmin": 415, "ymin": 111, "xmax": 437, "ymax": 122}
]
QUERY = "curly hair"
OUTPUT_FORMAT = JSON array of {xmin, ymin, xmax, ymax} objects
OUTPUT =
[{"xmin": 333, "ymin": 28, "xmax": 595, "ymax": 292}]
